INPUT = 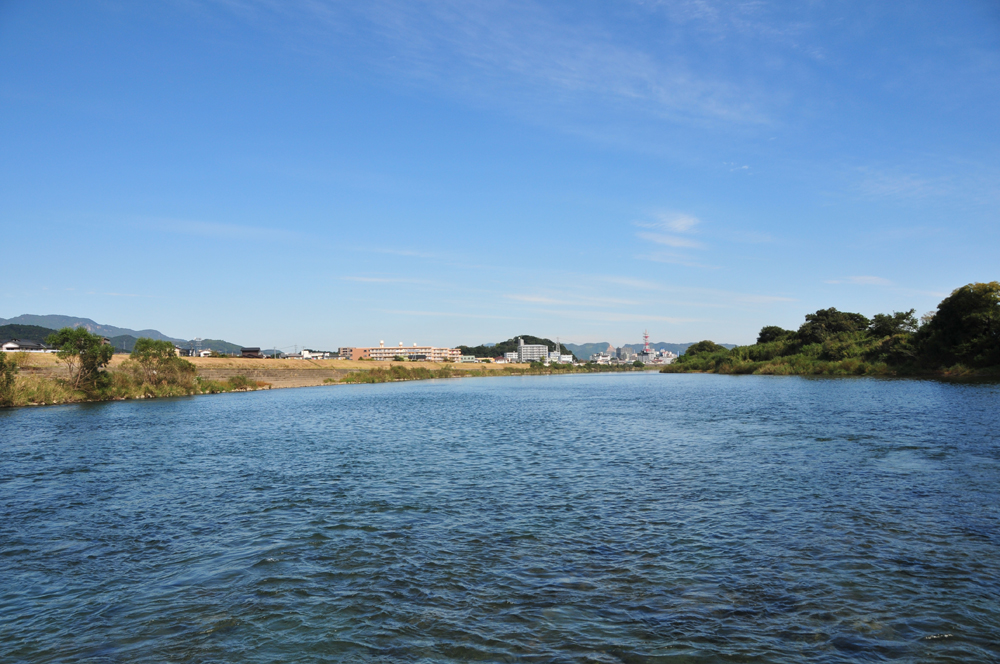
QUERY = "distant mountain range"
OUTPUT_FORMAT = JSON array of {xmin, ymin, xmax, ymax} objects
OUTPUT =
[
  {"xmin": 564, "ymin": 341, "xmax": 737, "ymax": 358},
  {"xmin": 0, "ymin": 314, "xmax": 243, "ymax": 353},
  {"xmin": 0, "ymin": 314, "xmax": 185, "ymax": 342}
]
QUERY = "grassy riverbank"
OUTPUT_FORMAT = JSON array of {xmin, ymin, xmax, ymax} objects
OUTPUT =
[
  {"xmin": 1, "ymin": 352, "xmax": 273, "ymax": 407},
  {"xmin": 334, "ymin": 362, "xmax": 645, "ymax": 384}
]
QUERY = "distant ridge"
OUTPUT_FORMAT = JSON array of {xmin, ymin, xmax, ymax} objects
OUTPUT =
[
  {"xmin": 0, "ymin": 314, "xmax": 184, "ymax": 343},
  {"xmin": 0, "ymin": 314, "xmax": 243, "ymax": 353}
]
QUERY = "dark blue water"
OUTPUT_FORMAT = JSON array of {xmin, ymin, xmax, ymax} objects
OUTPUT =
[{"xmin": 1, "ymin": 373, "xmax": 999, "ymax": 662}]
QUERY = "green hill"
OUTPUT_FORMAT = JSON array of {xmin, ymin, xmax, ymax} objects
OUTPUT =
[
  {"xmin": 459, "ymin": 335, "xmax": 575, "ymax": 359},
  {"xmin": 0, "ymin": 324, "xmax": 58, "ymax": 343}
]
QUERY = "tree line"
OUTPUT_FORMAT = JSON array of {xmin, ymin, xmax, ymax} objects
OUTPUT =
[{"xmin": 664, "ymin": 281, "xmax": 1000, "ymax": 376}]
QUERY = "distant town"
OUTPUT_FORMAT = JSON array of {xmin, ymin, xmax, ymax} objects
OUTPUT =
[
  {"xmin": 171, "ymin": 332, "xmax": 677, "ymax": 366},
  {"xmin": 2, "ymin": 316, "xmax": 679, "ymax": 367}
]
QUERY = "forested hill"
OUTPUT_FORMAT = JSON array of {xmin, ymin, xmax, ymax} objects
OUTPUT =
[
  {"xmin": 459, "ymin": 336, "xmax": 575, "ymax": 359},
  {"xmin": 0, "ymin": 324, "xmax": 58, "ymax": 342}
]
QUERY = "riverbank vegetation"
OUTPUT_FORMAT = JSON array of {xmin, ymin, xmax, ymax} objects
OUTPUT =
[
  {"xmin": 333, "ymin": 361, "xmax": 647, "ymax": 384},
  {"xmin": 0, "ymin": 331, "xmax": 269, "ymax": 407},
  {"xmin": 662, "ymin": 281, "xmax": 1000, "ymax": 377}
]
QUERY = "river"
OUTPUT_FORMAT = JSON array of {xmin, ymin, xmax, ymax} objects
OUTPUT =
[{"xmin": 1, "ymin": 373, "xmax": 998, "ymax": 662}]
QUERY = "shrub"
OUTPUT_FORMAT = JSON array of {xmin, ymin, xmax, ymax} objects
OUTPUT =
[
  {"xmin": 797, "ymin": 308, "xmax": 870, "ymax": 345},
  {"xmin": 916, "ymin": 281, "xmax": 1000, "ymax": 369},
  {"xmin": 227, "ymin": 375, "xmax": 256, "ymax": 391},
  {"xmin": 757, "ymin": 326, "xmax": 794, "ymax": 344},
  {"xmin": 0, "ymin": 352, "xmax": 18, "ymax": 407},
  {"xmin": 45, "ymin": 328, "xmax": 114, "ymax": 389},
  {"xmin": 685, "ymin": 340, "xmax": 726, "ymax": 356}
]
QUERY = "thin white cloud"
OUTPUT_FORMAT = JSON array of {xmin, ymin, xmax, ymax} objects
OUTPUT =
[
  {"xmin": 146, "ymin": 217, "xmax": 296, "ymax": 241},
  {"xmin": 856, "ymin": 168, "xmax": 952, "ymax": 200},
  {"xmin": 340, "ymin": 276, "xmax": 432, "ymax": 284},
  {"xmin": 217, "ymin": 0, "xmax": 770, "ymax": 126},
  {"xmin": 656, "ymin": 212, "xmax": 701, "ymax": 232},
  {"xmin": 736, "ymin": 294, "xmax": 797, "ymax": 303},
  {"xmin": 544, "ymin": 309, "xmax": 703, "ymax": 324},
  {"xmin": 504, "ymin": 293, "xmax": 644, "ymax": 306},
  {"xmin": 824, "ymin": 276, "xmax": 893, "ymax": 286},
  {"xmin": 636, "ymin": 251, "xmax": 719, "ymax": 269},
  {"xmin": 637, "ymin": 232, "xmax": 705, "ymax": 249},
  {"xmin": 378, "ymin": 309, "xmax": 520, "ymax": 320}
]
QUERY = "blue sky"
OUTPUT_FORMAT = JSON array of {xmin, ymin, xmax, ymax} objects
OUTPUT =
[{"xmin": 2, "ymin": 1, "xmax": 998, "ymax": 349}]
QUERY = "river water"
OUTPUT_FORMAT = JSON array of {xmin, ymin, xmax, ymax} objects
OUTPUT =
[{"xmin": 1, "ymin": 373, "xmax": 998, "ymax": 662}]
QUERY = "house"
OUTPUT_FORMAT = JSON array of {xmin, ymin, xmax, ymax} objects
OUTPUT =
[
  {"xmin": 1, "ymin": 339, "xmax": 54, "ymax": 353},
  {"xmin": 199, "ymin": 350, "xmax": 213, "ymax": 358},
  {"xmin": 241, "ymin": 347, "xmax": 264, "ymax": 359},
  {"xmin": 301, "ymin": 349, "xmax": 334, "ymax": 360},
  {"xmin": 174, "ymin": 346, "xmax": 194, "ymax": 357}
]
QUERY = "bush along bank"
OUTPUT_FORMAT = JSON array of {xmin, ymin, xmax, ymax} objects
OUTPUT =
[
  {"xmin": 332, "ymin": 361, "xmax": 651, "ymax": 385},
  {"xmin": 0, "ymin": 332, "xmax": 269, "ymax": 407},
  {"xmin": 662, "ymin": 281, "xmax": 1000, "ymax": 378}
]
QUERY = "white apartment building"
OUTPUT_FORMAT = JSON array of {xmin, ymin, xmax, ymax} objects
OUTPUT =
[
  {"xmin": 367, "ymin": 341, "xmax": 461, "ymax": 363},
  {"xmin": 517, "ymin": 337, "xmax": 549, "ymax": 363}
]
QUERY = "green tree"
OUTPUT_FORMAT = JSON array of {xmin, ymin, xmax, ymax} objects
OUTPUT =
[
  {"xmin": 46, "ymin": 327, "xmax": 114, "ymax": 388},
  {"xmin": 685, "ymin": 340, "xmax": 726, "ymax": 355},
  {"xmin": 756, "ymin": 326, "xmax": 794, "ymax": 344},
  {"xmin": 131, "ymin": 338, "xmax": 180, "ymax": 383},
  {"xmin": 797, "ymin": 308, "xmax": 870, "ymax": 344},
  {"xmin": 917, "ymin": 281, "xmax": 1000, "ymax": 368},
  {"xmin": 869, "ymin": 309, "xmax": 918, "ymax": 338},
  {"xmin": 632, "ymin": 360, "xmax": 645, "ymax": 368},
  {"xmin": 0, "ymin": 352, "xmax": 18, "ymax": 407}
]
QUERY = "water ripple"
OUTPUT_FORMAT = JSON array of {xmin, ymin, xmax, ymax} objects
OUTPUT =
[{"xmin": 1, "ymin": 374, "xmax": 999, "ymax": 662}]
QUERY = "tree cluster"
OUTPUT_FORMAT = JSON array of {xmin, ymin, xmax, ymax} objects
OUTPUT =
[{"xmin": 674, "ymin": 281, "xmax": 1000, "ymax": 373}]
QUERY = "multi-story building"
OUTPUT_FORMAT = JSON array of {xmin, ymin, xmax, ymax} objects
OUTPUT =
[
  {"xmin": 517, "ymin": 337, "xmax": 549, "ymax": 363},
  {"xmin": 504, "ymin": 352, "xmax": 518, "ymax": 363},
  {"xmin": 366, "ymin": 341, "xmax": 461, "ymax": 363}
]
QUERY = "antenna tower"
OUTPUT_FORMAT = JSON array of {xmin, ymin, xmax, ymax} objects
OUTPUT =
[{"xmin": 643, "ymin": 329, "xmax": 650, "ymax": 353}]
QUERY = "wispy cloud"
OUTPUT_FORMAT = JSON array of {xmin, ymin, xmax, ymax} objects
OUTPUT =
[
  {"xmin": 218, "ymin": 0, "xmax": 770, "ymax": 127},
  {"xmin": 504, "ymin": 293, "xmax": 643, "ymax": 306},
  {"xmin": 377, "ymin": 309, "xmax": 519, "ymax": 320},
  {"xmin": 638, "ymin": 212, "xmax": 702, "ymax": 232},
  {"xmin": 147, "ymin": 217, "xmax": 295, "ymax": 241},
  {"xmin": 544, "ymin": 309, "xmax": 702, "ymax": 324},
  {"xmin": 824, "ymin": 276, "xmax": 893, "ymax": 286},
  {"xmin": 340, "ymin": 276, "xmax": 432, "ymax": 284},
  {"xmin": 856, "ymin": 168, "xmax": 952, "ymax": 200},
  {"xmin": 636, "ymin": 251, "xmax": 719, "ymax": 269},
  {"xmin": 636, "ymin": 232, "xmax": 706, "ymax": 249}
]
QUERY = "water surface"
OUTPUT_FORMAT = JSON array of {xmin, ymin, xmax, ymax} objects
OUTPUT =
[{"xmin": 2, "ymin": 373, "xmax": 998, "ymax": 662}]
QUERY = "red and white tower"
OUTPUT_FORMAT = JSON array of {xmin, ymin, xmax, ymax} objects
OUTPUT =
[{"xmin": 643, "ymin": 329, "xmax": 651, "ymax": 353}]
